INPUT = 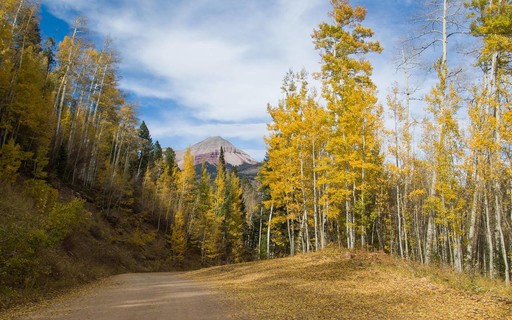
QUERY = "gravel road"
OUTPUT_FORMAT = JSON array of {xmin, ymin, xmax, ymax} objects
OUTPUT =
[{"xmin": 19, "ymin": 273, "xmax": 229, "ymax": 320}]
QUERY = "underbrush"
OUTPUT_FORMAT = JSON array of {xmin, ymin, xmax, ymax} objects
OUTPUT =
[
  {"xmin": 393, "ymin": 256, "xmax": 512, "ymax": 298},
  {"xmin": 0, "ymin": 180, "xmax": 172, "ymax": 311}
]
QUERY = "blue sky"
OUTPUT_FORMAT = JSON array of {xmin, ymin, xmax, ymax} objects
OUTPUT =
[{"xmin": 39, "ymin": 0, "xmax": 457, "ymax": 161}]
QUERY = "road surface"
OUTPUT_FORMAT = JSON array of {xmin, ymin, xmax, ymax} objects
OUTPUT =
[{"xmin": 19, "ymin": 273, "xmax": 229, "ymax": 320}]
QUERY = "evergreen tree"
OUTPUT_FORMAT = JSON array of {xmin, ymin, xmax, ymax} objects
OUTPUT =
[
  {"xmin": 151, "ymin": 140, "xmax": 163, "ymax": 163},
  {"xmin": 164, "ymin": 147, "xmax": 177, "ymax": 176},
  {"xmin": 218, "ymin": 146, "xmax": 226, "ymax": 168},
  {"xmin": 136, "ymin": 121, "xmax": 152, "ymax": 178}
]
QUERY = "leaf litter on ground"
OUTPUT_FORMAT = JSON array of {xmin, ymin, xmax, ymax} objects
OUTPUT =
[{"xmin": 187, "ymin": 248, "xmax": 512, "ymax": 319}]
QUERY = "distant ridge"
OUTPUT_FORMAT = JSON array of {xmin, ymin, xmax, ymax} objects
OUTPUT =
[{"xmin": 175, "ymin": 136, "xmax": 258, "ymax": 168}]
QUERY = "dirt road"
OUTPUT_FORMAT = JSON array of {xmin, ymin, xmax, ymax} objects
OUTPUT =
[{"xmin": 19, "ymin": 273, "xmax": 228, "ymax": 320}]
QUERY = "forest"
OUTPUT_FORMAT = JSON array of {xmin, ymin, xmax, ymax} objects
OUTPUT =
[
  {"xmin": 0, "ymin": 0, "xmax": 258, "ymax": 307},
  {"xmin": 0, "ymin": 0, "xmax": 511, "ymax": 309},
  {"xmin": 262, "ymin": 0, "xmax": 512, "ymax": 285}
]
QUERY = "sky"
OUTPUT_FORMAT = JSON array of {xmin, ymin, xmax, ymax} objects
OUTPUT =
[{"xmin": 39, "ymin": 0, "xmax": 444, "ymax": 161}]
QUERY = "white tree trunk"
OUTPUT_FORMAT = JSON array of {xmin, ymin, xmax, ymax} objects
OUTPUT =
[{"xmin": 266, "ymin": 203, "xmax": 273, "ymax": 259}]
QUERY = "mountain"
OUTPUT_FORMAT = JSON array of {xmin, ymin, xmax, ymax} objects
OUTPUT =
[{"xmin": 175, "ymin": 136, "xmax": 258, "ymax": 168}]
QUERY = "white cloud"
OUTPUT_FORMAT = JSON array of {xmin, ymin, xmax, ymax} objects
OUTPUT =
[
  {"xmin": 44, "ymin": 0, "xmax": 463, "ymax": 157},
  {"xmin": 44, "ymin": 0, "xmax": 327, "ymax": 124},
  {"xmin": 150, "ymin": 119, "xmax": 267, "ymax": 142}
]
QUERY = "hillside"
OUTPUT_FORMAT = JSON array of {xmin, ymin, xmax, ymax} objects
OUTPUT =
[
  {"xmin": 188, "ymin": 249, "xmax": 512, "ymax": 319},
  {"xmin": 0, "ymin": 182, "xmax": 176, "ymax": 311},
  {"xmin": 193, "ymin": 161, "xmax": 261, "ymax": 180}
]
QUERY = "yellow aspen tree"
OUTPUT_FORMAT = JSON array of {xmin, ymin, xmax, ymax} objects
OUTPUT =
[
  {"xmin": 467, "ymin": 0, "xmax": 512, "ymax": 284},
  {"xmin": 0, "ymin": 138, "xmax": 31, "ymax": 184},
  {"xmin": 170, "ymin": 209, "xmax": 187, "ymax": 267},
  {"xmin": 0, "ymin": 0, "xmax": 18, "ymax": 145},
  {"xmin": 191, "ymin": 162, "xmax": 212, "ymax": 264},
  {"xmin": 300, "ymin": 84, "xmax": 330, "ymax": 250},
  {"xmin": 289, "ymin": 77, "xmax": 317, "ymax": 253},
  {"xmin": 312, "ymin": 0, "xmax": 383, "ymax": 249},
  {"xmin": 52, "ymin": 19, "xmax": 85, "ymax": 152},
  {"xmin": 6, "ymin": 45, "xmax": 54, "ymax": 178},
  {"xmin": 204, "ymin": 148, "xmax": 227, "ymax": 263},
  {"xmin": 141, "ymin": 165, "xmax": 157, "ymax": 222},
  {"xmin": 179, "ymin": 148, "xmax": 197, "ymax": 234},
  {"xmin": 170, "ymin": 148, "xmax": 195, "ymax": 266},
  {"xmin": 407, "ymin": 0, "xmax": 466, "ymax": 270},
  {"xmin": 264, "ymin": 69, "xmax": 331, "ymax": 255},
  {"xmin": 0, "ymin": 2, "xmax": 53, "ymax": 179},
  {"xmin": 387, "ymin": 84, "xmax": 411, "ymax": 259},
  {"xmin": 176, "ymin": 147, "xmax": 196, "ymax": 215},
  {"xmin": 100, "ymin": 103, "xmax": 137, "ymax": 213},
  {"xmin": 227, "ymin": 168, "xmax": 245, "ymax": 263},
  {"xmin": 258, "ymin": 157, "xmax": 276, "ymax": 259},
  {"xmin": 466, "ymin": 86, "xmax": 494, "ymax": 275},
  {"xmin": 154, "ymin": 164, "xmax": 174, "ymax": 231},
  {"xmin": 423, "ymin": 63, "xmax": 465, "ymax": 270},
  {"xmin": 264, "ymin": 71, "xmax": 308, "ymax": 256}
]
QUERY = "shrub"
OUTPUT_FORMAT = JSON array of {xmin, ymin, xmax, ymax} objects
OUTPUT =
[{"xmin": 45, "ymin": 199, "xmax": 86, "ymax": 246}]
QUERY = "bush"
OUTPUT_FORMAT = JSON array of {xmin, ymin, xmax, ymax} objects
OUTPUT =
[
  {"xmin": 45, "ymin": 198, "xmax": 86, "ymax": 246},
  {"xmin": 0, "ymin": 181, "xmax": 88, "ymax": 307}
]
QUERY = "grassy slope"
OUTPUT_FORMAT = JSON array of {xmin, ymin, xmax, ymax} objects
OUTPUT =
[{"xmin": 188, "ymin": 249, "xmax": 512, "ymax": 319}]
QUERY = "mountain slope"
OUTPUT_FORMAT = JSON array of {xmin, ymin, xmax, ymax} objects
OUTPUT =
[{"xmin": 175, "ymin": 136, "xmax": 258, "ymax": 168}]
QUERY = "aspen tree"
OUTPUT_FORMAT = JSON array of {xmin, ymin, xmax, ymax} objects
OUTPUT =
[
  {"xmin": 192, "ymin": 162, "xmax": 212, "ymax": 264},
  {"xmin": 406, "ymin": 0, "xmax": 466, "ymax": 269},
  {"xmin": 176, "ymin": 147, "xmax": 196, "ymax": 241},
  {"xmin": 176, "ymin": 148, "xmax": 196, "ymax": 214},
  {"xmin": 155, "ymin": 164, "xmax": 174, "ymax": 231},
  {"xmin": 7, "ymin": 45, "xmax": 53, "ymax": 178},
  {"xmin": 52, "ymin": 18, "xmax": 85, "ymax": 152},
  {"xmin": 257, "ymin": 155, "xmax": 275, "ymax": 258},
  {"xmin": 300, "ymin": 85, "xmax": 329, "ymax": 250},
  {"xmin": 312, "ymin": 0, "xmax": 383, "ymax": 249},
  {"xmin": 0, "ymin": 2, "xmax": 53, "ymax": 179},
  {"xmin": 467, "ymin": 0, "xmax": 512, "ymax": 283},
  {"xmin": 171, "ymin": 209, "xmax": 187, "ymax": 267},
  {"xmin": 226, "ymin": 168, "xmax": 246, "ymax": 262},
  {"xmin": 387, "ymin": 84, "xmax": 412, "ymax": 259},
  {"xmin": 264, "ymin": 71, "xmax": 308, "ymax": 256},
  {"xmin": 263, "ymin": 68, "xmax": 334, "ymax": 255},
  {"xmin": 424, "ymin": 63, "xmax": 465, "ymax": 270},
  {"xmin": 204, "ymin": 148, "xmax": 227, "ymax": 263}
]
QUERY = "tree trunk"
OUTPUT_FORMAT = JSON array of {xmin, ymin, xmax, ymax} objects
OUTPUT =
[
  {"xmin": 484, "ymin": 189, "xmax": 495, "ymax": 278},
  {"xmin": 495, "ymin": 187, "xmax": 510, "ymax": 285},
  {"xmin": 466, "ymin": 172, "xmax": 480, "ymax": 270},
  {"xmin": 266, "ymin": 203, "xmax": 273, "ymax": 259},
  {"xmin": 299, "ymin": 156, "xmax": 310, "ymax": 252},
  {"xmin": 312, "ymin": 138, "xmax": 320, "ymax": 250},
  {"xmin": 258, "ymin": 207, "xmax": 263, "ymax": 259},
  {"xmin": 397, "ymin": 185, "xmax": 404, "ymax": 258}
]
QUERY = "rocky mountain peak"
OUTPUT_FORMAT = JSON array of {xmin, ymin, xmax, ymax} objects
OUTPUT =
[{"xmin": 175, "ymin": 136, "xmax": 258, "ymax": 168}]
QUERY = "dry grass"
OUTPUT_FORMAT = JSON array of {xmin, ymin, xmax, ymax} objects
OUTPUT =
[{"xmin": 188, "ymin": 249, "xmax": 512, "ymax": 319}]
